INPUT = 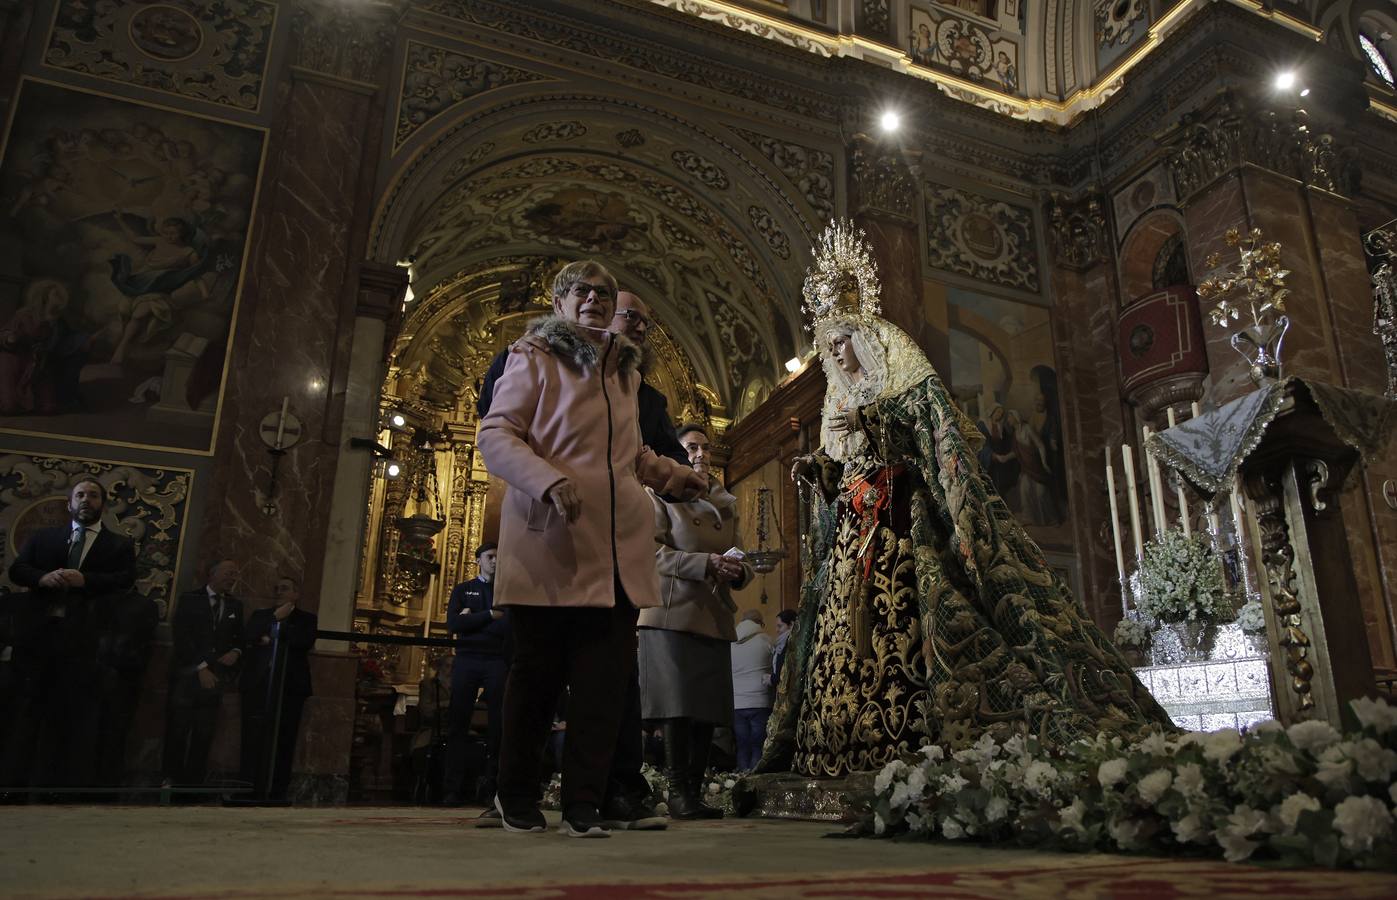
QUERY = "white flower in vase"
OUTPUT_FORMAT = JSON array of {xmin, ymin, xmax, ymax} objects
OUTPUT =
[
  {"xmin": 1286, "ymin": 719, "xmax": 1341, "ymax": 753},
  {"xmin": 1274, "ymin": 792, "xmax": 1321, "ymax": 834}
]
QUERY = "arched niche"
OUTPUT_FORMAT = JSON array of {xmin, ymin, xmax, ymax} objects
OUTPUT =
[{"xmin": 1118, "ymin": 208, "xmax": 1192, "ymax": 303}]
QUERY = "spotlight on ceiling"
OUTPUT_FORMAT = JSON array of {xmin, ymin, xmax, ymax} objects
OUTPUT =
[
  {"xmin": 785, "ymin": 356, "xmax": 802, "ymax": 374},
  {"xmin": 879, "ymin": 110, "xmax": 901, "ymax": 133},
  {"xmin": 386, "ymin": 462, "xmax": 402, "ymax": 479},
  {"xmin": 1274, "ymin": 71, "xmax": 1297, "ymax": 91},
  {"xmin": 1300, "ymin": 88, "xmax": 1311, "ymax": 97}
]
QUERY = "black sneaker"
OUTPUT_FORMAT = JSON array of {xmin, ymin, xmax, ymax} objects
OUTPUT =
[
  {"xmin": 559, "ymin": 803, "xmax": 611, "ymax": 838},
  {"xmin": 601, "ymin": 793, "xmax": 668, "ymax": 831},
  {"xmin": 494, "ymin": 795, "xmax": 546, "ymax": 833},
  {"xmin": 473, "ymin": 806, "xmax": 503, "ymax": 828}
]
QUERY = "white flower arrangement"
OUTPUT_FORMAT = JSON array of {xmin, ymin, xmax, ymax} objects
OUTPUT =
[
  {"xmin": 1134, "ymin": 529, "xmax": 1230, "ymax": 624},
  {"xmin": 1113, "ymin": 616, "xmax": 1151, "ymax": 649},
  {"xmin": 1236, "ymin": 600, "xmax": 1267, "ymax": 633},
  {"xmin": 868, "ymin": 697, "xmax": 1397, "ymax": 870}
]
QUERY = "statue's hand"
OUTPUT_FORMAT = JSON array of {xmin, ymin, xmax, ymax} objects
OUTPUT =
[{"xmin": 790, "ymin": 454, "xmax": 816, "ymax": 484}]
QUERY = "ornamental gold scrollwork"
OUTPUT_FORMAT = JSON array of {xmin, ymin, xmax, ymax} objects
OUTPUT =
[{"xmin": 1246, "ymin": 470, "xmax": 1316, "ymax": 713}]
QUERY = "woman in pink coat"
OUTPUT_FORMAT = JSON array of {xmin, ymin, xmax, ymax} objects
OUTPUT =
[{"xmin": 477, "ymin": 260, "xmax": 705, "ymax": 838}]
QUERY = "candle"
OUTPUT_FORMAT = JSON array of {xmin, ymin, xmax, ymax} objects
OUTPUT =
[
  {"xmin": 1143, "ymin": 426, "xmax": 1167, "ymax": 537},
  {"xmin": 274, "ymin": 396, "xmax": 289, "ymax": 450},
  {"xmin": 1230, "ymin": 477, "xmax": 1247, "ymax": 553},
  {"xmin": 1105, "ymin": 459, "xmax": 1127, "ymax": 608},
  {"xmin": 1190, "ymin": 401, "xmax": 1202, "ymax": 419},
  {"xmin": 1122, "ymin": 444, "xmax": 1145, "ymax": 560},
  {"xmin": 1166, "ymin": 409, "xmax": 1190, "ymax": 535}
]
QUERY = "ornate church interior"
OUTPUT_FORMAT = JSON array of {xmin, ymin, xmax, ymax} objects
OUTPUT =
[{"xmin": 3, "ymin": 0, "xmax": 1397, "ymax": 893}]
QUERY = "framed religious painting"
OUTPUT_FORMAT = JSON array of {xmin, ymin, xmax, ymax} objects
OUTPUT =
[{"xmin": 0, "ymin": 78, "xmax": 267, "ymax": 454}]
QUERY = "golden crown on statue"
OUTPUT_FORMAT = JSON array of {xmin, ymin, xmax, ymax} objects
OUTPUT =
[{"xmin": 801, "ymin": 219, "xmax": 882, "ymax": 332}]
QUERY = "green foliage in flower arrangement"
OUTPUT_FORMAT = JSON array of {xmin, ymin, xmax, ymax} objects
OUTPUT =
[
  {"xmin": 1112, "ymin": 616, "xmax": 1151, "ymax": 649},
  {"xmin": 1134, "ymin": 529, "xmax": 1230, "ymax": 625}
]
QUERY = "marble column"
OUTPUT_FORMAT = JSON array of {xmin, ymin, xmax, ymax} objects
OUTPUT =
[
  {"xmin": 199, "ymin": 0, "xmax": 400, "ymax": 608},
  {"xmin": 1042, "ymin": 191, "xmax": 1126, "ymax": 624}
]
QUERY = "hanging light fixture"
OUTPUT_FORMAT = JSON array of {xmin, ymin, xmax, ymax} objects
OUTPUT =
[{"xmin": 746, "ymin": 486, "xmax": 787, "ymax": 573}]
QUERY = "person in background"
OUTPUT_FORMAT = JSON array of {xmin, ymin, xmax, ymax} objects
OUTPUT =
[
  {"xmin": 639, "ymin": 423, "xmax": 752, "ymax": 818},
  {"xmin": 164, "ymin": 559, "xmax": 243, "ymax": 789},
  {"xmin": 412, "ymin": 655, "xmax": 453, "ymax": 803},
  {"xmin": 730, "ymin": 609, "xmax": 773, "ymax": 773},
  {"xmin": 239, "ymin": 575, "xmax": 316, "ymax": 801},
  {"xmin": 442, "ymin": 543, "xmax": 509, "ymax": 805}
]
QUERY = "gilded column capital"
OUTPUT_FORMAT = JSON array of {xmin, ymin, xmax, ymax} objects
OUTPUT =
[
  {"xmin": 1161, "ymin": 93, "xmax": 1360, "ymax": 203},
  {"xmin": 848, "ymin": 134, "xmax": 918, "ymax": 224},
  {"xmin": 1045, "ymin": 190, "xmax": 1109, "ymax": 272},
  {"xmin": 290, "ymin": 0, "xmax": 406, "ymax": 86}
]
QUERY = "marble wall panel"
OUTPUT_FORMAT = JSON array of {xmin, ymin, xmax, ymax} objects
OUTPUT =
[
  {"xmin": 202, "ymin": 76, "xmax": 371, "ymax": 603},
  {"xmin": 1181, "ymin": 175, "xmax": 1254, "ymax": 404}
]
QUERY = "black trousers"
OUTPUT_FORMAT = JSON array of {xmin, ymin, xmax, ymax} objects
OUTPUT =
[
  {"xmin": 4, "ymin": 617, "xmax": 99, "ymax": 788},
  {"xmin": 240, "ymin": 687, "xmax": 307, "ymax": 799},
  {"xmin": 497, "ymin": 602, "xmax": 637, "ymax": 811},
  {"xmin": 606, "ymin": 666, "xmax": 648, "ymax": 802},
  {"xmin": 163, "ymin": 675, "xmax": 223, "ymax": 786},
  {"xmin": 443, "ymin": 653, "xmax": 507, "ymax": 798}
]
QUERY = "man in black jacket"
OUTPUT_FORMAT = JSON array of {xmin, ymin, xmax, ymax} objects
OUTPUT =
[
  {"xmin": 6, "ymin": 479, "xmax": 137, "ymax": 788},
  {"xmin": 163, "ymin": 558, "xmax": 244, "ymax": 788},
  {"xmin": 239, "ymin": 575, "xmax": 316, "ymax": 800},
  {"xmin": 442, "ymin": 543, "xmax": 508, "ymax": 805}
]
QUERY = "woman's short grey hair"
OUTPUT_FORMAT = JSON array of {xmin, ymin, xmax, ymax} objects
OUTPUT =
[{"xmin": 551, "ymin": 260, "xmax": 616, "ymax": 300}]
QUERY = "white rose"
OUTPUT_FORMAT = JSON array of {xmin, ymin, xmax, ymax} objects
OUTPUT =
[
  {"xmin": 1332, "ymin": 795, "xmax": 1394, "ymax": 852},
  {"xmin": 1002, "ymin": 734, "xmax": 1027, "ymax": 759},
  {"xmin": 1098, "ymin": 758, "xmax": 1128, "ymax": 789},
  {"xmin": 1201, "ymin": 729, "xmax": 1243, "ymax": 764},
  {"xmin": 1173, "ymin": 763, "xmax": 1206, "ymax": 801},
  {"xmin": 1108, "ymin": 817, "xmax": 1144, "ymax": 850},
  {"xmin": 941, "ymin": 772, "xmax": 969, "ymax": 793},
  {"xmin": 921, "ymin": 743, "xmax": 945, "ymax": 762},
  {"xmin": 1171, "ymin": 812, "xmax": 1209, "ymax": 845},
  {"xmin": 1286, "ymin": 719, "xmax": 1340, "ymax": 754},
  {"xmin": 1215, "ymin": 805, "xmax": 1267, "ymax": 862},
  {"xmin": 1135, "ymin": 731, "xmax": 1169, "ymax": 757},
  {"xmin": 1137, "ymin": 768, "xmax": 1174, "ymax": 806},
  {"xmin": 906, "ymin": 767, "xmax": 928, "ymax": 796},
  {"xmin": 1315, "ymin": 745, "xmax": 1355, "ymax": 788},
  {"xmin": 1350, "ymin": 697, "xmax": 1397, "ymax": 734},
  {"xmin": 1023, "ymin": 761, "xmax": 1059, "ymax": 799},
  {"xmin": 905, "ymin": 811, "xmax": 924, "ymax": 832},
  {"xmin": 1057, "ymin": 798, "xmax": 1086, "ymax": 833},
  {"xmin": 1273, "ymin": 792, "xmax": 1321, "ymax": 834},
  {"xmin": 874, "ymin": 760, "xmax": 905, "ymax": 795},
  {"xmin": 941, "ymin": 816, "xmax": 966, "ymax": 840},
  {"xmin": 874, "ymin": 811, "xmax": 887, "ymax": 835},
  {"xmin": 986, "ymin": 795, "xmax": 1010, "ymax": 823},
  {"xmin": 1348, "ymin": 738, "xmax": 1397, "ymax": 783}
]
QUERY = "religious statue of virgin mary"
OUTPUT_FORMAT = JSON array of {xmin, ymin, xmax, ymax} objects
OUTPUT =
[{"xmin": 759, "ymin": 222, "xmax": 1171, "ymax": 777}]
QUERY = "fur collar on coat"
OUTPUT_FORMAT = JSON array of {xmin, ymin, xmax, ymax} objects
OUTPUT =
[{"xmin": 526, "ymin": 315, "xmax": 642, "ymax": 374}]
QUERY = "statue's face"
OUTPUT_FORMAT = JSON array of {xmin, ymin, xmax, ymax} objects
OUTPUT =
[{"xmin": 829, "ymin": 333, "xmax": 862, "ymax": 376}]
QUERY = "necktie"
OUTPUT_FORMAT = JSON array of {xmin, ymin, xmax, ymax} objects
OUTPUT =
[{"xmin": 66, "ymin": 527, "xmax": 85, "ymax": 569}]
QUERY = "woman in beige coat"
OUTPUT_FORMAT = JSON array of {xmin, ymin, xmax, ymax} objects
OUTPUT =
[
  {"xmin": 638, "ymin": 424, "xmax": 752, "ymax": 818},
  {"xmin": 478, "ymin": 260, "xmax": 705, "ymax": 837}
]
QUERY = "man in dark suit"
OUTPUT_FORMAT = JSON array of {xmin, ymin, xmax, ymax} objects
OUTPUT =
[
  {"xmin": 442, "ymin": 543, "xmax": 508, "ymax": 805},
  {"xmin": 163, "ymin": 558, "xmax": 244, "ymax": 788},
  {"xmin": 239, "ymin": 575, "xmax": 316, "ymax": 800},
  {"xmin": 6, "ymin": 479, "xmax": 137, "ymax": 788}
]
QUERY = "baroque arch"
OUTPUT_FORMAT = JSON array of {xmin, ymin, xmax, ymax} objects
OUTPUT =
[{"xmin": 371, "ymin": 89, "xmax": 821, "ymax": 417}]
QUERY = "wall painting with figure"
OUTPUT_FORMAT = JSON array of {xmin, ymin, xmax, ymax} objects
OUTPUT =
[
  {"xmin": 0, "ymin": 79, "xmax": 266, "ymax": 454},
  {"xmin": 944, "ymin": 288, "xmax": 1071, "ymax": 544}
]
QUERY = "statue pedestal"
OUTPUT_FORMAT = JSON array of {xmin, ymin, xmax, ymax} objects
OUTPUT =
[{"xmin": 732, "ymin": 771, "xmax": 874, "ymax": 822}]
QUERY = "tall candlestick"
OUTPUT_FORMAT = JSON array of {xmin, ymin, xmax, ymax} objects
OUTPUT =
[
  {"xmin": 1166, "ymin": 408, "xmax": 1191, "ymax": 535},
  {"xmin": 1142, "ymin": 426, "xmax": 1167, "ymax": 537},
  {"xmin": 1105, "ymin": 458, "xmax": 1127, "ymax": 613},
  {"xmin": 1122, "ymin": 444, "xmax": 1145, "ymax": 560},
  {"xmin": 274, "ymin": 396, "xmax": 289, "ymax": 450},
  {"xmin": 1230, "ymin": 477, "xmax": 1247, "ymax": 554}
]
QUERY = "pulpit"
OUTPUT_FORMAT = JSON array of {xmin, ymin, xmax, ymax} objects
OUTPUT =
[{"xmin": 1149, "ymin": 378, "xmax": 1394, "ymax": 727}]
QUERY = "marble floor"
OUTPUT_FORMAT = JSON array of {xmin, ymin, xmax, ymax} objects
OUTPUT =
[{"xmin": 2, "ymin": 804, "xmax": 1396, "ymax": 898}]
